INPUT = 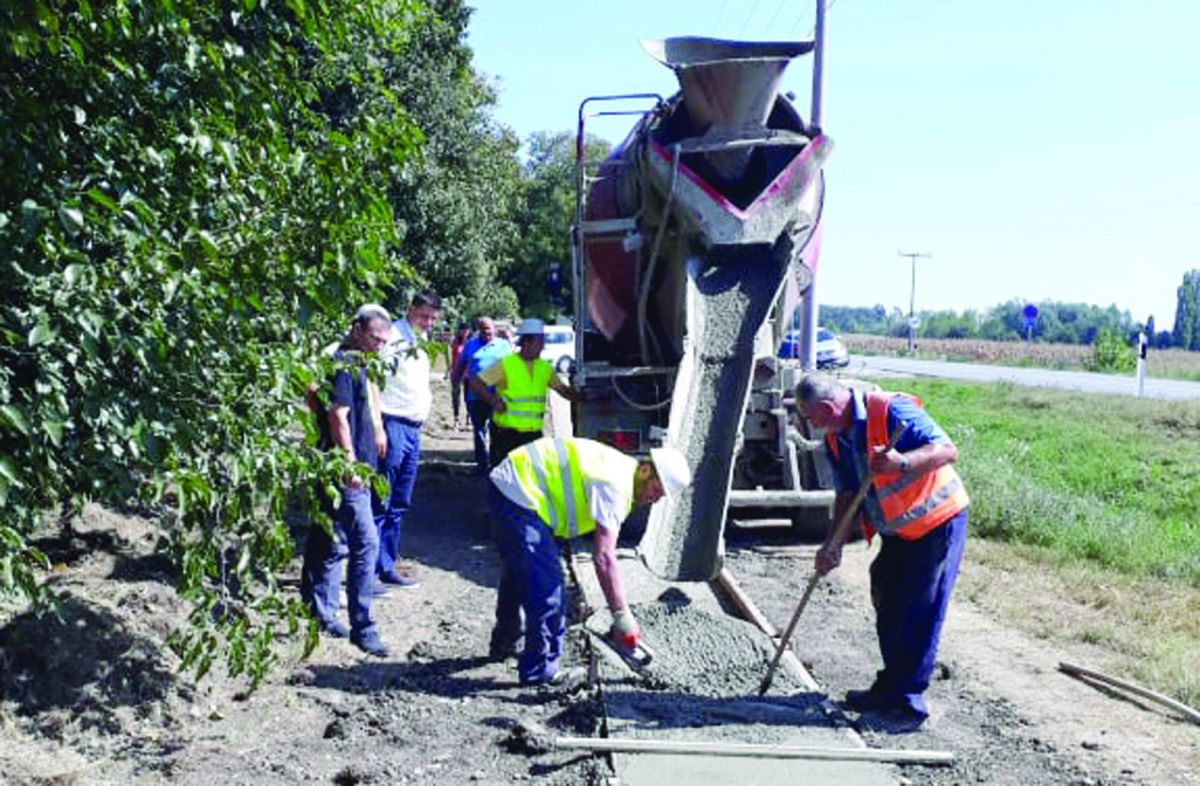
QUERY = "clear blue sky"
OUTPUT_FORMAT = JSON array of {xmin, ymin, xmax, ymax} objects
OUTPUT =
[{"xmin": 468, "ymin": 1, "xmax": 1200, "ymax": 327}]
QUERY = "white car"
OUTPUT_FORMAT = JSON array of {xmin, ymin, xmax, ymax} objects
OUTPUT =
[
  {"xmin": 779, "ymin": 326, "xmax": 850, "ymax": 368},
  {"xmin": 540, "ymin": 325, "xmax": 575, "ymax": 372}
]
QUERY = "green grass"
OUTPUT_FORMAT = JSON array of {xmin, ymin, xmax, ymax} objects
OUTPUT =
[{"xmin": 896, "ymin": 379, "xmax": 1200, "ymax": 586}]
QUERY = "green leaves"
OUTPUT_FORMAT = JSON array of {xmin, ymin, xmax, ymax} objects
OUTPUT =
[{"xmin": 1, "ymin": 0, "xmax": 431, "ymax": 686}]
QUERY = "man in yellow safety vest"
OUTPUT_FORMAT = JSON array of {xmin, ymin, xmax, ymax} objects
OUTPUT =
[
  {"xmin": 487, "ymin": 436, "xmax": 692, "ymax": 686},
  {"xmin": 468, "ymin": 318, "xmax": 583, "ymax": 467}
]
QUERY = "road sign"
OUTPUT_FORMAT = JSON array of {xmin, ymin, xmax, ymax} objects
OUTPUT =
[
  {"xmin": 1023, "ymin": 304, "xmax": 1039, "ymax": 320},
  {"xmin": 908, "ymin": 316, "xmax": 921, "ymax": 329}
]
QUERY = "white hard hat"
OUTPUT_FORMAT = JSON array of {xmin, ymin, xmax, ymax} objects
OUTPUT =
[
  {"xmin": 649, "ymin": 446, "xmax": 692, "ymax": 501},
  {"xmin": 516, "ymin": 317, "xmax": 545, "ymax": 337}
]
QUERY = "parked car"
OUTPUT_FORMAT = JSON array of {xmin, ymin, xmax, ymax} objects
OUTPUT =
[
  {"xmin": 778, "ymin": 326, "xmax": 850, "ymax": 368},
  {"xmin": 540, "ymin": 324, "xmax": 575, "ymax": 372}
]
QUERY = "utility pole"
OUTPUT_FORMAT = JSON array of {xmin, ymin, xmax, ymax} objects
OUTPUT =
[{"xmin": 898, "ymin": 251, "xmax": 931, "ymax": 353}]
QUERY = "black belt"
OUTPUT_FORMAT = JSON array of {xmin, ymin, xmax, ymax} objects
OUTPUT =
[{"xmin": 384, "ymin": 414, "xmax": 423, "ymax": 429}]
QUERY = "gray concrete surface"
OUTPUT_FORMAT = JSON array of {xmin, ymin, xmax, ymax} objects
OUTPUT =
[{"xmin": 572, "ymin": 547, "xmax": 896, "ymax": 785}]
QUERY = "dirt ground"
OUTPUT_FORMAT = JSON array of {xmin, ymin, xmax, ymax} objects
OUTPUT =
[{"xmin": 2, "ymin": 376, "xmax": 1198, "ymax": 785}]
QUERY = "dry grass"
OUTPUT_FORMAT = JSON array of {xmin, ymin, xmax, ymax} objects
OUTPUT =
[
  {"xmin": 844, "ymin": 334, "xmax": 1200, "ymax": 380},
  {"xmin": 960, "ymin": 539, "xmax": 1200, "ymax": 708}
]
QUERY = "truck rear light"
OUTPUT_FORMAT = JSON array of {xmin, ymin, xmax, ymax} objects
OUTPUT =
[{"xmin": 598, "ymin": 429, "xmax": 641, "ymax": 453}]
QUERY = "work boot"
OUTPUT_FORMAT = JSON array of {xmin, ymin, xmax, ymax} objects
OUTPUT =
[
  {"xmin": 319, "ymin": 619, "xmax": 350, "ymax": 639},
  {"xmin": 856, "ymin": 705, "xmax": 928, "ymax": 734},
  {"xmin": 351, "ymin": 630, "xmax": 390, "ymax": 658},
  {"xmin": 842, "ymin": 687, "xmax": 887, "ymax": 712},
  {"xmin": 378, "ymin": 568, "xmax": 420, "ymax": 588}
]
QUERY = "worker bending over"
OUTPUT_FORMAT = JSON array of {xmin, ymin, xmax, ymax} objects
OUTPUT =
[
  {"xmin": 794, "ymin": 372, "xmax": 968, "ymax": 730},
  {"xmin": 487, "ymin": 437, "xmax": 692, "ymax": 686},
  {"xmin": 469, "ymin": 318, "xmax": 583, "ymax": 468}
]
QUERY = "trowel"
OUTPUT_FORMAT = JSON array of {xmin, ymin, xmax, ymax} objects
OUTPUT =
[{"xmin": 593, "ymin": 630, "xmax": 656, "ymax": 673}]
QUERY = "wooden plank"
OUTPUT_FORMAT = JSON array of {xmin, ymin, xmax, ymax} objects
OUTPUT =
[
  {"xmin": 555, "ymin": 736, "xmax": 955, "ymax": 765},
  {"xmin": 1059, "ymin": 661, "xmax": 1200, "ymax": 725}
]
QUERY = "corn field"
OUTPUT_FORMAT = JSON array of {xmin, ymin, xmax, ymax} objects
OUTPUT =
[{"xmin": 843, "ymin": 335, "xmax": 1200, "ymax": 381}]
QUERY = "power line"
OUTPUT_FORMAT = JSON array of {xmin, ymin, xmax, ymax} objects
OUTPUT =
[
  {"xmin": 712, "ymin": 0, "xmax": 731, "ymax": 30},
  {"xmin": 763, "ymin": 0, "xmax": 790, "ymax": 35},
  {"xmin": 738, "ymin": 0, "xmax": 764, "ymax": 38}
]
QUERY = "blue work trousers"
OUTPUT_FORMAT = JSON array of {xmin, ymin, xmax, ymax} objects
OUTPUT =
[
  {"xmin": 869, "ymin": 508, "xmax": 968, "ymax": 717},
  {"xmin": 373, "ymin": 415, "xmax": 421, "ymax": 575},
  {"xmin": 301, "ymin": 486, "xmax": 380, "ymax": 637},
  {"xmin": 467, "ymin": 397, "xmax": 493, "ymax": 473},
  {"xmin": 489, "ymin": 483, "xmax": 564, "ymax": 685}
]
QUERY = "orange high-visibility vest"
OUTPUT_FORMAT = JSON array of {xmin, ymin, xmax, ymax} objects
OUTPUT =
[{"xmin": 828, "ymin": 391, "xmax": 969, "ymax": 540}]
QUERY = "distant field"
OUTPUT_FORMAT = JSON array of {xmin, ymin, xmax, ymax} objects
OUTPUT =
[{"xmin": 844, "ymin": 334, "xmax": 1200, "ymax": 381}]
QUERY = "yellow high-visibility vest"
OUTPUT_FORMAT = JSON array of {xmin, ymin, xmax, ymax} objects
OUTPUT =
[
  {"xmin": 505, "ymin": 437, "xmax": 637, "ymax": 538},
  {"xmin": 492, "ymin": 353, "xmax": 553, "ymax": 432}
]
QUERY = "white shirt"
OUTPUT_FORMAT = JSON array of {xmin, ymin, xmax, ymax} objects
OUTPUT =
[{"xmin": 377, "ymin": 317, "xmax": 432, "ymax": 423}]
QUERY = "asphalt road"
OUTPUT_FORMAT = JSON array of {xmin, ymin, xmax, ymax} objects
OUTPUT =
[{"xmin": 849, "ymin": 355, "xmax": 1200, "ymax": 401}]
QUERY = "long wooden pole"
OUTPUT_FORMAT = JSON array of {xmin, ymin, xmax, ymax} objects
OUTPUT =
[
  {"xmin": 1059, "ymin": 661, "xmax": 1200, "ymax": 725},
  {"xmin": 758, "ymin": 422, "xmax": 908, "ymax": 696},
  {"xmin": 554, "ymin": 735, "xmax": 954, "ymax": 765}
]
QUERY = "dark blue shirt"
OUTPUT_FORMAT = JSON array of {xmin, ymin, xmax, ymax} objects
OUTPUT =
[{"xmin": 327, "ymin": 353, "xmax": 378, "ymax": 471}]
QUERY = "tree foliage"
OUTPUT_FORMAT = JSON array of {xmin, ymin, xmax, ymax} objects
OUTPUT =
[
  {"xmin": 821, "ymin": 299, "xmax": 1149, "ymax": 348},
  {"xmin": 1173, "ymin": 269, "xmax": 1200, "ymax": 351},
  {"xmin": 1, "ymin": 0, "xmax": 428, "ymax": 684},
  {"xmin": 504, "ymin": 131, "xmax": 611, "ymax": 320},
  {"xmin": 384, "ymin": 0, "xmax": 525, "ymax": 323}
]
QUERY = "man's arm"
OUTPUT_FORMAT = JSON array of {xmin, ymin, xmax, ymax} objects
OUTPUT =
[
  {"xmin": 869, "ymin": 439, "xmax": 958, "ymax": 476},
  {"xmin": 327, "ymin": 405, "xmax": 364, "ymax": 489},
  {"xmin": 548, "ymin": 375, "xmax": 584, "ymax": 403},
  {"xmin": 815, "ymin": 491, "xmax": 855, "ymax": 575},
  {"xmin": 471, "ymin": 363, "xmax": 508, "ymax": 411},
  {"xmin": 369, "ymin": 380, "xmax": 387, "ymax": 458},
  {"xmin": 591, "ymin": 525, "xmax": 627, "ymax": 612}
]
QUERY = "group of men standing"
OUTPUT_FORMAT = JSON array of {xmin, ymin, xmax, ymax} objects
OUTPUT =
[
  {"xmin": 297, "ymin": 298, "xmax": 968, "ymax": 728},
  {"xmin": 300, "ymin": 293, "xmax": 441, "ymax": 657}
]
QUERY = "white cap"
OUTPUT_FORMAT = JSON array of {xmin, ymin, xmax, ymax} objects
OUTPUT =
[
  {"xmin": 516, "ymin": 317, "xmax": 545, "ymax": 336},
  {"xmin": 649, "ymin": 446, "xmax": 692, "ymax": 501},
  {"xmin": 354, "ymin": 303, "xmax": 391, "ymax": 323}
]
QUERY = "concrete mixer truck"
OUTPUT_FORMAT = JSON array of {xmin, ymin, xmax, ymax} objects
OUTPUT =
[{"xmin": 567, "ymin": 9, "xmax": 837, "ymax": 582}]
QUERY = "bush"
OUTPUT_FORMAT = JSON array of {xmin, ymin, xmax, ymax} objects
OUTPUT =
[{"xmin": 1085, "ymin": 328, "xmax": 1137, "ymax": 373}]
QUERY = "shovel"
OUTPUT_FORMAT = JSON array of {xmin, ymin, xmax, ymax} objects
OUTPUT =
[{"xmin": 758, "ymin": 421, "xmax": 908, "ymax": 696}]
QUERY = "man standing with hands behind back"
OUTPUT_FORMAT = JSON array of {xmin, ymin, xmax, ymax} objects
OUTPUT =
[
  {"xmin": 793, "ymin": 372, "xmax": 969, "ymax": 731},
  {"xmin": 373, "ymin": 290, "xmax": 440, "ymax": 590}
]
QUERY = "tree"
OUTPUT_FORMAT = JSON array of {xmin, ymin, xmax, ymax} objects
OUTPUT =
[
  {"xmin": 1173, "ymin": 270, "xmax": 1200, "ymax": 351},
  {"xmin": 383, "ymin": 0, "xmax": 525, "ymax": 322},
  {"xmin": 1, "ymin": 0, "xmax": 427, "ymax": 684},
  {"xmin": 505, "ymin": 131, "xmax": 612, "ymax": 319}
]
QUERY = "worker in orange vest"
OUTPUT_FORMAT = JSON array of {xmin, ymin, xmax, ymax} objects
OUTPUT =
[{"xmin": 794, "ymin": 372, "xmax": 969, "ymax": 732}]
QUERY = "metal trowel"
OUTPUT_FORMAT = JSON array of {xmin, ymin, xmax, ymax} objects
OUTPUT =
[{"xmin": 594, "ymin": 630, "xmax": 656, "ymax": 672}]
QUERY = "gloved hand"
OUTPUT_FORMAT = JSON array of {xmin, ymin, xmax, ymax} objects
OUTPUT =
[{"xmin": 610, "ymin": 607, "xmax": 641, "ymax": 650}]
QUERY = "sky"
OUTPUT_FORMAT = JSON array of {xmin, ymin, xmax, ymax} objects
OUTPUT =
[{"xmin": 467, "ymin": 0, "xmax": 1200, "ymax": 327}]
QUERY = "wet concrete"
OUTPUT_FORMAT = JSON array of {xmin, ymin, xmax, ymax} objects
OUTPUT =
[
  {"xmin": 641, "ymin": 244, "xmax": 793, "ymax": 582},
  {"xmin": 572, "ymin": 546, "xmax": 897, "ymax": 785}
]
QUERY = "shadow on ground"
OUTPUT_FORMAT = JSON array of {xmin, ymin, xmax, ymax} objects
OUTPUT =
[{"xmin": 0, "ymin": 595, "xmax": 183, "ymax": 732}]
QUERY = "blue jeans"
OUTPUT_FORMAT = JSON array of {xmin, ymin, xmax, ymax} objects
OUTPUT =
[
  {"xmin": 301, "ymin": 485, "xmax": 380, "ymax": 637},
  {"xmin": 489, "ymin": 483, "xmax": 564, "ymax": 685},
  {"xmin": 869, "ymin": 509, "xmax": 968, "ymax": 717},
  {"xmin": 374, "ymin": 415, "xmax": 422, "ymax": 575},
  {"xmin": 467, "ymin": 397, "xmax": 493, "ymax": 473}
]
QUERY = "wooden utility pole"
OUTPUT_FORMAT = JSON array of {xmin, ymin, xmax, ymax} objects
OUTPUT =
[{"xmin": 898, "ymin": 251, "xmax": 931, "ymax": 353}]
